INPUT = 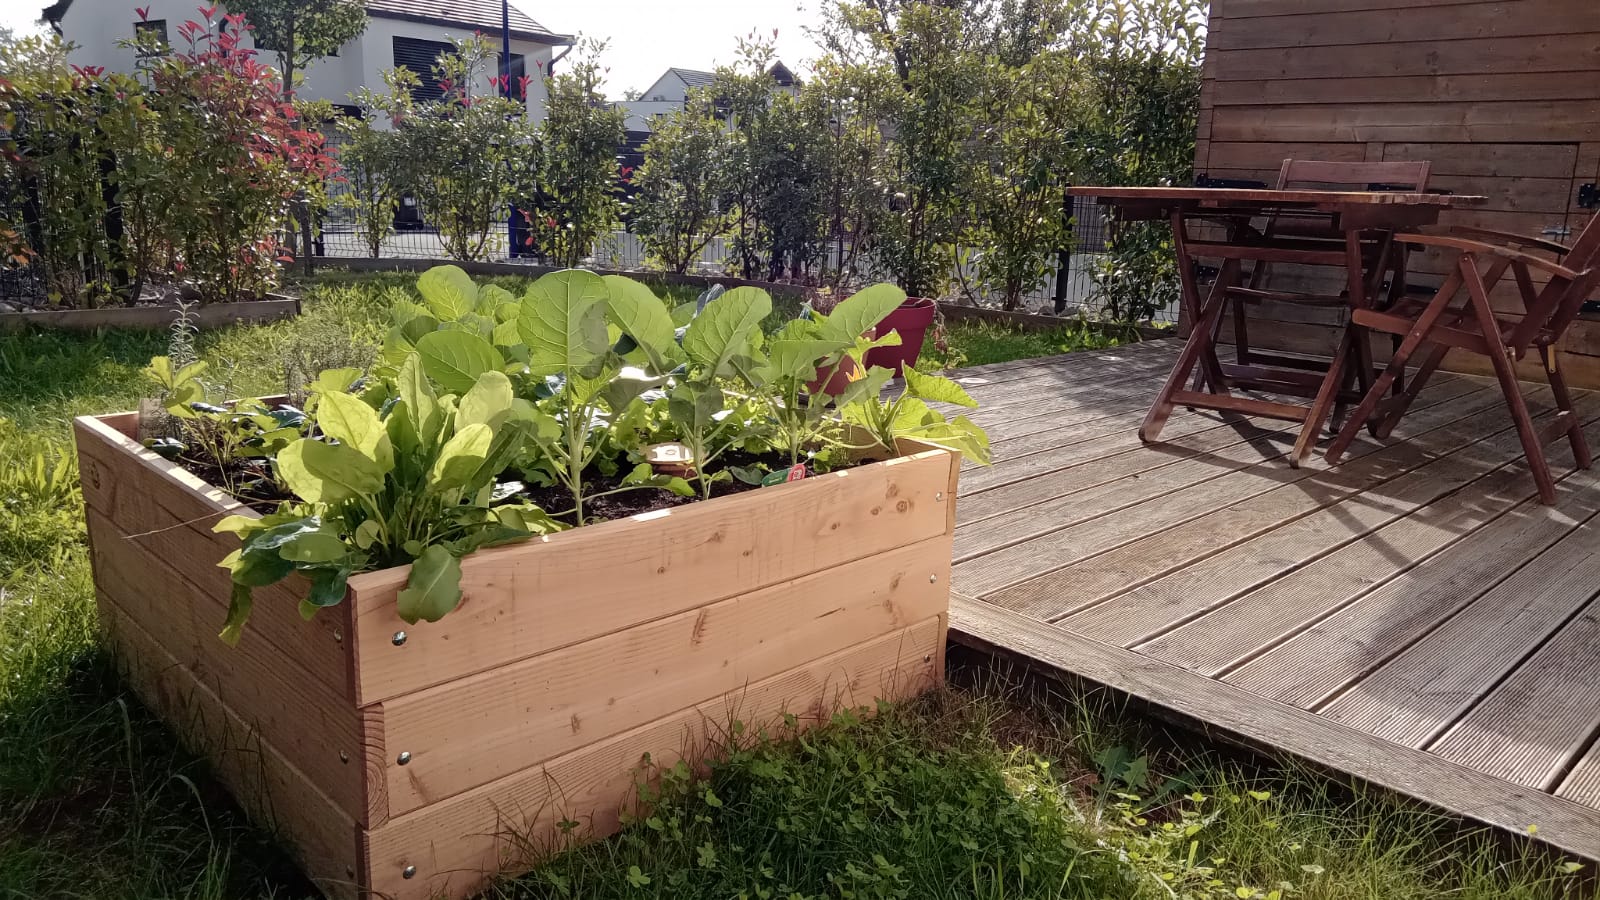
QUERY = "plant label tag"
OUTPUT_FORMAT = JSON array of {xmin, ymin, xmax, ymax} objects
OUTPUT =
[{"xmin": 784, "ymin": 463, "xmax": 807, "ymax": 482}]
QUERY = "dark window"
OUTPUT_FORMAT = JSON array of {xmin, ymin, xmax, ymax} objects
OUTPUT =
[
  {"xmin": 392, "ymin": 38, "xmax": 525, "ymax": 103},
  {"xmin": 134, "ymin": 19, "xmax": 167, "ymax": 57},
  {"xmin": 392, "ymin": 36, "xmax": 453, "ymax": 102}
]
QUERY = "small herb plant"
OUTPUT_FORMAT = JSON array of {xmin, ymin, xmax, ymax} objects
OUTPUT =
[{"xmin": 137, "ymin": 266, "xmax": 991, "ymax": 641}]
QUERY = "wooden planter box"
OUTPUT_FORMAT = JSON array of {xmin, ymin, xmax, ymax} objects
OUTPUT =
[
  {"xmin": 74, "ymin": 411, "xmax": 955, "ymax": 900},
  {"xmin": 0, "ymin": 295, "xmax": 299, "ymax": 332}
]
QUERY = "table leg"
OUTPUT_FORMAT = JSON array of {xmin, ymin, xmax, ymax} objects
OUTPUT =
[
  {"xmin": 1171, "ymin": 210, "xmax": 1228, "ymax": 394},
  {"xmin": 1143, "ymin": 257, "xmax": 1241, "ymax": 444}
]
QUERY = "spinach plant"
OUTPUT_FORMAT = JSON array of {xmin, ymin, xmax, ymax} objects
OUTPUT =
[
  {"xmin": 213, "ymin": 356, "xmax": 558, "ymax": 642},
  {"xmin": 660, "ymin": 286, "xmax": 775, "ymax": 498},
  {"xmin": 142, "ymin": 356, "xmax": 303, "ymax": 497},
  {"xmin": 841, "ymin": 364, "xmax": 992, "ymax": 464},
  {"xmin": 738, "ymin": 283, "xmax": 907, "ymax": 466}
]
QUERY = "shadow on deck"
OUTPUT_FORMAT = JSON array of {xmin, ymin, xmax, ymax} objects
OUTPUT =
[{"xmin": 946, "ymin": 338, "xmax": 1600, "ymax": 861}]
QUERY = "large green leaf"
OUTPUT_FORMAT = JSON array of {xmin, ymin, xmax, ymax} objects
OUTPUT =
[
  {"xmin": 818, "ymin": 283, "xmax": 906, "ymax": 343},
  {"xmin": 219, "ymin": 583, "xmax": 253, "ymax": 646},
  {"xmin": 396, "ymin": 544, "xmax": 463, "ymax": 624},
  {"xmin": 416, "ymin": 330, "xmax": 505, "ymax": 395},
  {"xmin": 667, "ymin": 381, "xmax": 724, "ymax": 435},
  {"xmin": 518, "ymin": 269, "xmax": 611, "ymax": 378},
  {"xmin": 604, "ymin": 275, "xmax": 681, "ymax": 374},
  {"xmin": 397, "ymin": 353, "xmax": 441, "ymax": 446},
  {"xmin": 277, "ymin": 438, "xmax": 385, "ymax": 504},
  {"xmin": 763, "ymin": 338, "xmax": 850, "ymax": 382},
  {"xmin": 456, "ymin": 370, "xmax": 514, "ymax": 430},
  {"xmin": 902, "ymin": 364, "xmax": 978, "ymax": 408},
  {"xmin": 477, "ymin": 283, "xmax": 515, "ymax": 318},
  {"xmin": 682, "ymin": 286, "xmax": 771, "ymax": 376},
  {"xmin": 417, "ymin": 265, "xmax": 478, "ymax": 321},
  {"xmin": 278, "ymin": 531, "xmax": 350, "ymax": 563},
  {"xmin": 316, "ymin": 391, "xmax": 394, "ymax": 472},
  {"xmin": 428, "ymin": 423, "xmax": 493, "ymax": 490}
]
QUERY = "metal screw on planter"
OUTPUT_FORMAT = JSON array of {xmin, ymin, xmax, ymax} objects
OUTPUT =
[
  {"xmin": 929, "ymin": 574, "xmax": 938, "ymax": 583},
  {"xmin": 402, "ymin": 865, "xmax": 417, "ymax": 879},
  {"xmin": 935, "ymin": 492, "xmax": 944, "ymax": 501},
  {"xmin": 392, "ymin": 631, "xmax": 407, "ymax": 646},
  {"xmin": 332, "ymin": 627, "xmax": 343, "ymax": 643},
  {"xmin": 339, "ymin": 750, "xmax": 349, "ymax": 763},
  {"xmin": 397, "ymin": 751, "xmax": 412, "ymax": 765}
]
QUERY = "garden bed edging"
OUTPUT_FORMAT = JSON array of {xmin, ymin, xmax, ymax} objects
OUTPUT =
[
  {"xmin": 0, "ymin": 295, "xmax": 300, "ymax": 332},
  {"xmin": 74, "ymin": 411, "xmax": 955, "ymax": 900}
]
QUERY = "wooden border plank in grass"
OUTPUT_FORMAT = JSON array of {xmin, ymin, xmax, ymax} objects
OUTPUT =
[
  {"xmin": 0, "ymin": 296, "xmax": 300, "ymax": 332},
  {"xmin": 947, "ymin": 595, "xmax": 1600, "ymax": 861}
]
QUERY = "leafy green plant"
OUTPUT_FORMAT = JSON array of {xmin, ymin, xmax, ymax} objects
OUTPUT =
[
  {"xmin": 654, "ymin": 286, "xmax": 773, "ymax": 498},
  {"xmin": 631, "ymin": 97, "xmax": 734, "ymax": 274},
  {"xmin": 739, "ymin": 282, "xmax": 906, "ymax": 466},
  {"xmin": 141, "ymin": 356, "xmax": 303, "ymax": 498},
  {"xmin": 523, "ymin": 40, "xmax": 626, "ymax": 268},
  {"xmin": 376, "ymin": 36, "xmax": 539, "ymax": 262},
  {"xmin": 842, "ymin": 363, "xmax": 991, "ymax": 463},
  {"xmin": 213, "ymin": 357, "xmax": 558, "ymax": 641}
]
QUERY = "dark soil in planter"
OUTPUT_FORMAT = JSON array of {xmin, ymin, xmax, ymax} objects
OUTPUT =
[
  {"xmin": 162, "ymin": 446, "xmax": 852, "ymax": 525},
  {"xmin": 516, "ymin": 450, "xmax": 835, "ymax": 525}
]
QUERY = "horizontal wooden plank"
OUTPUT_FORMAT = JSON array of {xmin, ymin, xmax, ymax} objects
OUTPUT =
[
  {"xmin": 982, "ymin": 382, "xmax": 1498, "ymax": 621},
  {"xmin": 1227, "ymin": 471, "xmax": 1600, "ymax": 711},
  {"xmin": 1558, "ymin": 734, "xmax": 1600, "ymax": 808},
  {"xmin": 1428, "ymin": 594, "xmax": 1600, "ymax": 788},
  {"xmin": 1220, "ymin": 0, "xmax": 1523, "ymax": 18},
  {"xmin": 1211, "ymin": 1, "xmax": 1597, "ymax": 51},
  {"xmin": 347, "ymin": 449, "xmax": 957, "ymax": 705},
  {"xmin": 363, "ymin": 616, "xmax": 945, "ymax": 900},
  {"xmin": 947, "ymin": 595, "xmax": 1600, "ymax": 861},
  {"xmin": 379, "ymin": 537, "xmax": 951, "ymax": 815},
  {"xmin": 1312, "ymin": 486, "xmax": 1600, "ymax": 745},
  {"xmin": 1385, "ymin": 142, "xmax": 1581, "ymax": 179},
  {"xmin": 1216, "ymin": 74, "xmax": 1600, "ymax": 107},
  {"xmin": 1131, "ymin": 454, "xmax": 1575, "ymax": 677},
  {"xmin": 86, "ymin": 511, "xmax": 377, "ymax": 824},
  {"xmin": 1211, "ymin": 36, "xmax": 1600, "ymax": 82},
  {"xmin": 1056, "ymin": 397, "xmax": 1554, "ymax": 649},
  {"xmin": 98, "ymin": 601, "xmax": 365, "ymax": 900},
  {"xmin": 73, "ymin": 415, "xmax": 355, "ymax": 697},
  {"xmin": 1204, "ymin": 141, "xmax": 1367, "ymax": 171},
  {"xmin": 1210, "ymin": 101, "xmax": 1600, "ymax": 144}
]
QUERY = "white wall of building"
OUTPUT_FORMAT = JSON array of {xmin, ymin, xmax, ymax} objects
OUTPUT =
[{"xmin": 55, "ymin": 0, "xmax": 556, "ymax": 118}]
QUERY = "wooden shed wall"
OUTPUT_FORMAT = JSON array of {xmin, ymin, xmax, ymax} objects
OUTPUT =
[{"xmin": 1194, "ymin": 0, "xmax": 1600, "ymax": 382}]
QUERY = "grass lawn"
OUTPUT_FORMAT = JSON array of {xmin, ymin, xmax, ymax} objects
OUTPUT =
[{"xmin": 0, "ymin": 274, "xmax": 1586, "ymax": 899}]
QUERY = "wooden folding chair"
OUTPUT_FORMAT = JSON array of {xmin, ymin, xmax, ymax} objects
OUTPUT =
[
  {"xmin": 1226, "ymin": 159, "xmax": 1433, "ymax": 380},
  {"xmin": 1325, "ymin": 213, "xmax": 1600, "ymax": 504}
]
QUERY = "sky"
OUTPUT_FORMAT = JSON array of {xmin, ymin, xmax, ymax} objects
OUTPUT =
[{"xmin": 0, "ymin": 0, "xmax": 829, "ymax": 99}]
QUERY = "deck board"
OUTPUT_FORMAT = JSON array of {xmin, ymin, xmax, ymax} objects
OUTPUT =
[{"xmin": 947, "ymin": 339, "xmax": 1600, "ymax": 859}]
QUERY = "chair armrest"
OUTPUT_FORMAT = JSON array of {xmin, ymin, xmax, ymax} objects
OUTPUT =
[
  {"xmin": 1395, "ymin": 232, "xmax": 1587, "ymax": 280},
  {"xmin": 1437, "ymin": 225, "xmax": 1572, "ymax": 256}
]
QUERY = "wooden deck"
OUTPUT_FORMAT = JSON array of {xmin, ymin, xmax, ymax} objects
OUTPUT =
[{"xmin": 945, "ymin": 338, "xmax": 1600, "ymax": 859}]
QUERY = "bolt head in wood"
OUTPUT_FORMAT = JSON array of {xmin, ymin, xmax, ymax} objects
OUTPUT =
[
  {"xmin": 935, "ymin": 491, "xmax": 944, "ymax": 501},
  {"xmin": 392, "ymin": 631, "xmax": 407, "ymax": 646},
  {"xmin": 397, "ymin": 751, "xmax": 412, "ymax": 765},
  {"xmin": 929, "ymin": 574, "xmax": 938, "ymax": 583},
  {"xmin": 402, "ymin": 865, "xmax": 416, "ymax": 879},
  {"xmin": 338, "ymin": 750, "xmax": 349, "ymax": 763}
]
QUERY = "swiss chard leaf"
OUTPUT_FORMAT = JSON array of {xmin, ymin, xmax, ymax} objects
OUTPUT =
[{"xmin": 396, "ymin": 544, "xmax": 463, "ymax": 624}]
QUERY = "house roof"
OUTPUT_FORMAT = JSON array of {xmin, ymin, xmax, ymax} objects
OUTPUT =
[
  {"xmin": 669, "ymin": 68, "xmax": 716, "ymax": 89},
  {"xmin": 363, "ymin": 0, "xmax": 571, "ymax": 44},
  {"xmin": 41, "ymin": 0, "xmax": 572, "ymax": 45}
]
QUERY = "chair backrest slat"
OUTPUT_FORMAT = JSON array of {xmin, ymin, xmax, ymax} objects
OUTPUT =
[
  {"xmin": 1277, "ymin": 159, "xmax": 1432, "ymax": 192},
  {"xmin": 1509, "ymin": 212, "xmax": 1598, "ymax": 349}
]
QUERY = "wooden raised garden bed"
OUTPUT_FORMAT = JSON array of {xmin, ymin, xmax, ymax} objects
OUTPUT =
[
  {"xmin": 0, "ymin": 295, "xmax": 299, "ymax": 332},
  {"xmin": 74, "ymin": 410, "xmax": 956, "ymax": 900}
]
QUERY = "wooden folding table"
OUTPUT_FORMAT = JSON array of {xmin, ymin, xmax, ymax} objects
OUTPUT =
[{"xmin": 1070, "ymin": 186, "xmax": 1486, "ymax": 466}]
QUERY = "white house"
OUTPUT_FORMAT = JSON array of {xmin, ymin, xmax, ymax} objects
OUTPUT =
[
  {"xmin": 40, "ymin": 0, "xmax": 572, "ymax": 117},
  {"xmin": 616, "ymin": 62, "xmax": 799, "ymax": 134}
]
